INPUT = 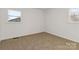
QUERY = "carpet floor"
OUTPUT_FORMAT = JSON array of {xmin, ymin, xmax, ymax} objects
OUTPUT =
[{"xmin": 0, "ymin": 32, "xmax": 79, "ymax": 50}]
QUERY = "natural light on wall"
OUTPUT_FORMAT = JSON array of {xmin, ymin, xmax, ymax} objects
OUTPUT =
[
  {"xmin": 8, "ymin": 9, "xmax": 21, "ymax": 22},
  {"xmin": 69, "ymin": 8, "xmax": 79, "ymax": 23}
]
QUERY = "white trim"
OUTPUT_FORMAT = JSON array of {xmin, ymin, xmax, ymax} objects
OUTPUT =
[{"xmin": 46, "ymin": 31, "xmax": 79, "ymax": 43}]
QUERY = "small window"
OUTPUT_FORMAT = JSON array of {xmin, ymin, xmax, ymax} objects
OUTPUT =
[
  {"xmin": 8, "ymin": 10, "xmax": 21, "ymax": 22},
  {"xmin": 69, "ymin": 8, "xmax": 79, "ymax": 23}
]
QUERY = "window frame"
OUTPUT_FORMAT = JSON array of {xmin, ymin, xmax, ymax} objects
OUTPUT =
[{"xmin": 8, "ymin": 9, "xmax": 21, "ymax": 22}]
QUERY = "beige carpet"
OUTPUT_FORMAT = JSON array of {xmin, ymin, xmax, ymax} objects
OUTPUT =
[{"xmin": 0, "ymin": 32, "xmax": 79, "ymax": 50}]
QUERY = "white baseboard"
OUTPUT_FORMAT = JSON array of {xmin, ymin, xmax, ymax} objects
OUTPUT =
[
  {"xmin": 0, "ymin": 32, "xmax": 44, "ymax": 41},
  {"xmin": 46, "ymin": 32, "xmax": 79, "ymax": 43},
  {"xmin": 1, "ymin": 31, "xmax": 79, "ymax": 43}
]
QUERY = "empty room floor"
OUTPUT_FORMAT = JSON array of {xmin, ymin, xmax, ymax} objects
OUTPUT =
[{"xmin": 0, "ymin": 32, "xmax": 79, "ymax": 50}]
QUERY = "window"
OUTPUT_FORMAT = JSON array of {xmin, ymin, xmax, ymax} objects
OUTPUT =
[
  {"xmin": 8, "ymin": 10, "xmax": 21, "ymax": 22},
  {"xmin": 69, "ymin": 8, "xmax": 79, "ymax": 23}
]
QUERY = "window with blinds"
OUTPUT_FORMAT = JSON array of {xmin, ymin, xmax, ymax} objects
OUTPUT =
[{"xmin": 8, "ymin": 10, "xmax": 21, "ymax": 22}]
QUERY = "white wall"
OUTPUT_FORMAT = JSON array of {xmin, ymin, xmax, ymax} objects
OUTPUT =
[
  {"xmin": 1, "ymin": 8, "xmax": 79, "ymax": 43},
  {"xmin": 46, "ymin": 8, "xmax": 79, "ymax": 42},
  {"xmin": 0, "ymin": 9, "xmax": 2, "ymax": 40},
  {"xmin": 0, "ymin": 8, "xmax": 44, "ymax": 40}
]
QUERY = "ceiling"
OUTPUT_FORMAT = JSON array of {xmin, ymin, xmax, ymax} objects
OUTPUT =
[{"xmin": 37, "ymin": 8, "xmax": 49, "ymax": 11}]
